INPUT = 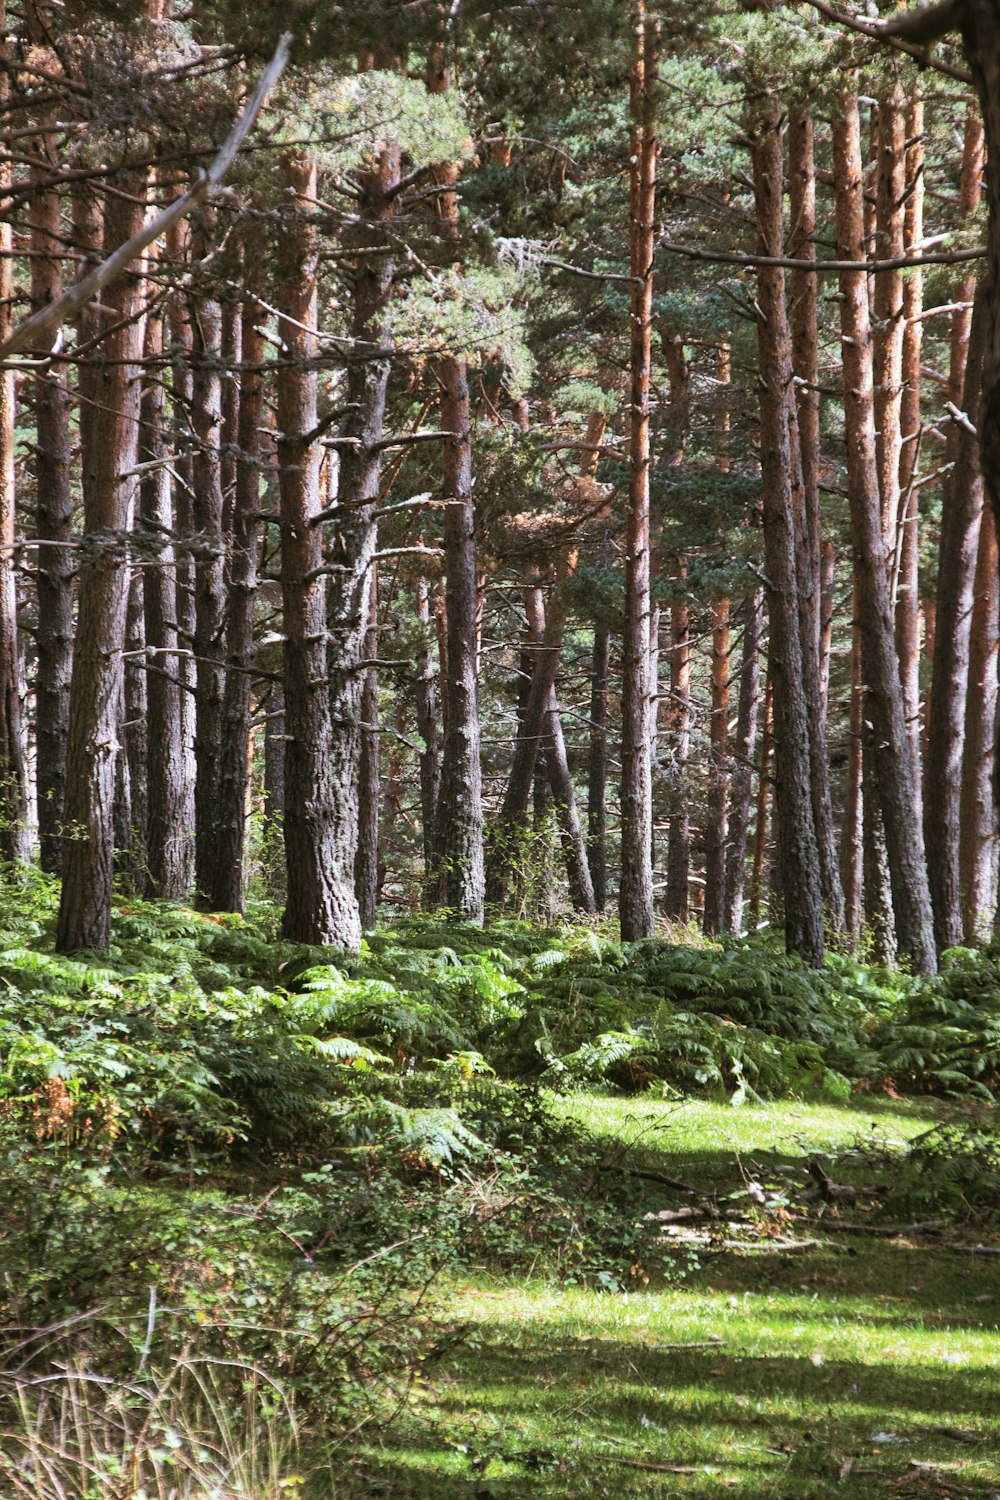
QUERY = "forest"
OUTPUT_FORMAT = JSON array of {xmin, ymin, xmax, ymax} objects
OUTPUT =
[{"xmin": 1, "ymin": 0, "xmax": 1000, "ymax": 1496}]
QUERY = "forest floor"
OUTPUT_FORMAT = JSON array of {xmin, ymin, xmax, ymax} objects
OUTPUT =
[{"xmin": 345, "ymin": 1098, "xmax": 1000, "ymax": 1499}]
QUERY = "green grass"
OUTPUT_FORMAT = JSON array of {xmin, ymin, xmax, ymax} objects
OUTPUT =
[{"xmin": 337, "ymin": 1096, "xmax": 1000, "ymax": 1498}]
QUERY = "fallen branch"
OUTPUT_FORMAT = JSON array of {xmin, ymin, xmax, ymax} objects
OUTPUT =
[{"xmin": 0, "ymin": 33, "xmax": 293, "ymax": 364}]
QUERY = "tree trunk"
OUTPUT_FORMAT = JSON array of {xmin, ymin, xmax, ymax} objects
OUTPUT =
[
  {"xmin": 207, "ymin": 306, "xmax": 263, "ymax": 913},
  {"xmin": 750, "ymin": 98, "xmax": 825, "ymax": 966},
  {"xmin": 896, "ymin": 96, "xmax": 925, "ymax": 790},
  {"xmin": 140, "ymin": 306, "xmax": 190, "ymax": 899},
  {"xmin": 355, "ymin": 568, "xmax": 381, "ymax": 931},
  {"xmin": 620, "ymin": 0, "xmax": 656, "ymax": 940},
  {"xmin": 723, "ymin": 589, "xmax": 764, "ymax": 934},
  {"xmin": 587, "ymin": 621, "xmax": 610, "ymax": 912},
  {"xmin": 189, "ymin": 236, "xmax": 227, "ymax": 904},
  {"xmin": 278, "ymin": 155, "xmax": 354, "ymax": 947},
  {"xmin": 57, "ymin": 185, "xmax": 145, "ymax": 950},
  {"xmin": 960, "ymin": 503, "xmax": 999, "ymax": 939},
  {"xmin": 747, "ymin": 672, "xmax": 772, "ymax": 933},
  {"xmin": 0, "ymin": 18, "xmax": 29, "ymax": 866},
  {"xmin": 415, "ymin": 576, "xmax": 443, "ymax": 908},
  {"xmin": 832, "ymin": 87, "xmax": 937, "ymax": 975},
  {"xmin": 703, "ymin": 595, "xmax": 730, "ymax": 934},
  {"xmin": 841, "ymin": 607, "xmax": 864, "ymax": 938},
  {"xmin": 543, "ymin": 689, "xmax": 597, "ymax": 914},
  {"xmin": 664, "ymin": 575, "xmax": 691, "ymax": 920},
  {"xmin": 30, "ymin": 145, "xmax": 72, "ymax": 874},
  {"xmin": 120, "ymin": 568, "xmax": 147, "ymax": 887}
]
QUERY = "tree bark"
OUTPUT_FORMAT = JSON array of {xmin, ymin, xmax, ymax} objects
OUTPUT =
[
  {"xmin": 140, "ymin": 306, "xmax": 190, "ymax": 899},
  {"xmin": 747, "ymin": 672, "xmax": 772, "ymax": 933},
  {"xmin": 415, "ymin": 576, "xmax": 443, "ymax": 908},
  {"xmin": 207, "ymin": 306, "xmax": 264, "ymax": 913},
  {"xmin": 896, "ymin": 96, "xmax": 925, "ymax": 793},
  {"xmin": 723, "ymin": 590, "xmax": 764, "ymax": 934},
  {"xmin": 355, "ymin": 568, "xmax": 381, "ymax": 931},
  {"xmin": 832, "ymin": 87, "xmax": 937, "ymax": 975},
  {"xmin": 278, "ymin": 155, "xmax": 353, "ymax": 947},
  {"xmin": 750, "ymin": 98, "xmax": 825, "ymax": 966},
  {"xmin": 57, "ymin": 185, "xmax": 145, "ymax": 950},
  {"xmin": 543, "ymin": 688, "xmax": 597, "ymax": 914},
  {"xmin": 703, "ymin": 595, "xmax": 730, "ymax": 934},
  {"xmin": 664, "ymin": 573, "xmax": 691, "ymax": 920},
  {"xmin": 841, "ymin": 606, "xmax": 864, "ymax": 938},
  {"xmin": 30, "ymin": 143, "xmax": 72, "ymax": 874},
  {"xmin": 587, "ymin": 621, "xmax": 610, "ymax": 912},
  {"xmin": 960, "ymin": 502, "xmax": 999, "ymax": 939},
  {"xmin": 620, "ymin": 0, "xmax": 657, "ymax": 940}
]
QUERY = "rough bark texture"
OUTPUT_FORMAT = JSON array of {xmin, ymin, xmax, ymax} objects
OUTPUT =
[
  {"xmin": 415, "ymin": 576, "xmax": 442, "ymax": 908},
  {"xmin": 620, "ymin": 0, "xmax": 656, "ymax": 940},
  {"xmin": 664, "ymin": 578, "xmax": 691, "ymax": 920},
  {"xmin": 960, "ymin": 503, "xmax": 999, "ymax": 939},
  {"xmin": 57, "ymin": 186, "xmax": 145, "ymax": 951},
  {"xmin": 189, "ymin": 241, "xmax": 227, "ymax": 903},
  {"xmin": 896, "ymin": 96, "xmax": 925, "ymax": 792},
  {"xmin": 587, "ymin": 622, "xmax": 610, "ymax": 912},
  {"xmin": 832, "ymin": 89, "xmax": 937, "ymax": 976},
  {"xmin": 208, "ymin": 307, "xmax": 263, "ymax": 913},
  {"xmin": 542, "ymin": 689, "xmax": 597, "ymax": 914},
  {"xmin": 278, "ymin": 155, "xmax": 354, "ymax": 948},
  {"xmin": 140, "ymin": 307, "xmax": 190, "ymax": 899},
  {"xmin": 750, "ymin": 101, "xmax": 825, "ymax": 967},
  {"xmin": 30, "ymin": 146, "xmax": 73, "ymax": 873},
  {"xmin": 747, "ymin": 674, "xmax": 772, "ymax": 933},
  {"xmin": 703, "ymin": 595, "xmax": 730, "ymax": 934},
  {"xmin": 723, "ymin": 590, "xmax": 764, "ymax": 934},
  {"xmin": 841, "ymin": 609, "xmax": 864, "ymax": 938},
  {"xmin": 0, "ymin": 17, "xmax": 29, "ymax": 866},
  {"xmin": 121, "ymin": 568, "xmax": 148, "ymax": 886},
  {"xmin": 355, "ymin": 568, "xmax": 381, "ymax": 931}
]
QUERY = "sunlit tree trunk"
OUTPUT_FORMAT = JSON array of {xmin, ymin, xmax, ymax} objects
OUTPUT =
[
  {"xmin": 724, "ymin": 590, "xmax": 764, "ymax": 934},
  {"xmin": 832, "ymin": 86, "xmax": 936, "ymax": 975},
  {"xmin": 960, "ymin": 504, "xmax": 999, "ymax": 939}
]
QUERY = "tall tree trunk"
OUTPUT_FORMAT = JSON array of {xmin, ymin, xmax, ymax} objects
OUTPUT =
[
  {"xmin": 587, "ymin": 621, "xmax": 610, "ymax": 912},
  {"xmin": 120, "ymin": 568, "xmax": 147, "ymax": 886},
  {"xmin": 619, "ymin": 0, "xmax": 656, "ymax": 940},
  {"xmin": 832, "ymin": 87, "xmax": 937, "ymax": 976},
  {"xmin": 355, "ymin": 568, "xmax": 381, "ymax": 931},
  {"xmin": 30, "ymin": 143, "xmax": 72, "ymax": 874},
  {"xmin": 873, "ymin": 84, "xmax": 907, "ymax": 552},
  {"xmin": 750, "ymin": 98, "xmax": 825, "ymax": 966},
  {"xmin": 429, "ymin": 50, "xmax": 484, "ymax": 922},
  {"xmin": 703, "ymin": 595, "xmax": 729, "ymax": 934},
  {"xmin": 57, "ymin": 185, "xmax": 145, "ymax": 950},
  {"xmin": 140, "ymin": 306, "xmax": 190, "ymax": 899},
  {"xmin": 543, "ymin": 689, "xmax": 597, "ymax": 914},
  {"xmin": 960, "ymin": 503, "xmax": 999, "ymax": 939},
  {"xmin": 207, "ymin": 306, "xmax": 263, "ymax": 913},
  {"xmin": 415, "ymin": 576, "xmax": 442, "ymax": 908},
  {"xmin": 328, "ymin": 129, "xmax": 400, "ymax": 935},
  {"xmin": 189, "ymin": 231, "xmax": 227, "ymax": 903},
  {"xmin": 896, "ymin": 96, "xmax": 924, "ymax": 790},
  {"xmin": 0, "ymin": 14, "xmax": 29, "ymax": 866},
  {"xmin": 278, "ymin": 155, "xmax": 354, "ymax": 947},
  {"xmin": 747, "ymin": 673, "xmax": 772, "ymax": 933},
  {"xmin": 841, "ymin": 608, "xmax": 864, "ymax": 938},
  {"xmin": 664, "ymin": 576, "xmax": 691, "ymax": 920},
  {"xmin": 723, "ymin": 589, "xmax": 764, "ymax": 934}
]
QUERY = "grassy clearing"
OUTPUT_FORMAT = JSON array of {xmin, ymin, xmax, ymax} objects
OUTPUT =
[{"xmin": 343, "ymin": 1096, "xmax": 1000, "ymax": 1499}]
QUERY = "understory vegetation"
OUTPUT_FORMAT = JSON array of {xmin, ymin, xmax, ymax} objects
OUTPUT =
[{"xmin": 2, "ymin": 878, "xmax": 1000, "ymax": 1497}]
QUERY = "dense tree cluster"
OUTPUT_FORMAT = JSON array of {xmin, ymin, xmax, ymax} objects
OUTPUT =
[{"xmin": 0, "ymin": 0, "xmax": 998, "ymax": 975}]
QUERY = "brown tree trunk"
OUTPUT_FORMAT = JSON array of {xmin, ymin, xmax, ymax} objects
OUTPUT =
[
  {"xmin": 960, "ymin": 503, "xmax": 999, "ymax": 939},
  {"xmin": 747, "ymin": 673, "xmax": 772, "ymax": 933},
  {"xmin": 207, "ymin": 307, "xmax": 263, "ymax": 913},
  {"xmin": 896, "ymin": 96, "xmax": 925, "ymax": 791},
  {"xmin": 189, "ymin": 233, "xmax": 227, "ymax": 903},
  {"xmin": 664, "ymin": 575, "xmax": 691, "ymax": 920},
  {"xmin": 703, "ymin": 595, "xmax": 730, "ymax": 934},
  {"xmin": 355, "ymin": 568, "xmax": 381, "ymax": 931},
  {"xmin": 750, "ymin": 98, "xmax": 825, "ymax": 966},
  {"xmin": 415, "ymin": 576, "xmax": 442, "ymax": 908},
  {"xmin": 542, "ymin": 688, "xmax": 597, "ymax": 914},
  {"xmin": 120, "ymin": 568, "xmax": 147, "ymax": 886},
  {"xmin": 57, "ymin": 185, "xmax": 145, "ymax": 950},
  {"xmin": 620, "ymin": 0, "xmax": 656, "ymax": 940},
  {"xmin": 429, "ymin": 52, "xmax": 484, "ymax": 923},
  {"xmin": 30, "ymin": 143, "xmax": 72, "ymax": 874},
  {"xmin": 841, "ymin": 608, "xmax": 864, "ymax": 938},
  {"xmin": 873, "ymin": 84, "xmax": 907, "ymax": 551},
  {"xmin": 723, "ymin": 590, "xmax": 764, "ymax": 934},
  {"xmin": 587, "ymin": 621, "xmax": 610, "ymax": 912},
  {"xmin": 832, "ymin": 87, "xmax": 937, "ymax": 975},
  {"xmin": 278, "ymin": 155, "xmax": 353, "ymax": 947},
  {"xmin": 140, "ymin": 305, "xmax": 190, "ymax": 899},
  {"xmin": 0, "ymin": 17, "xmax": 29, "ymax": 866}
]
